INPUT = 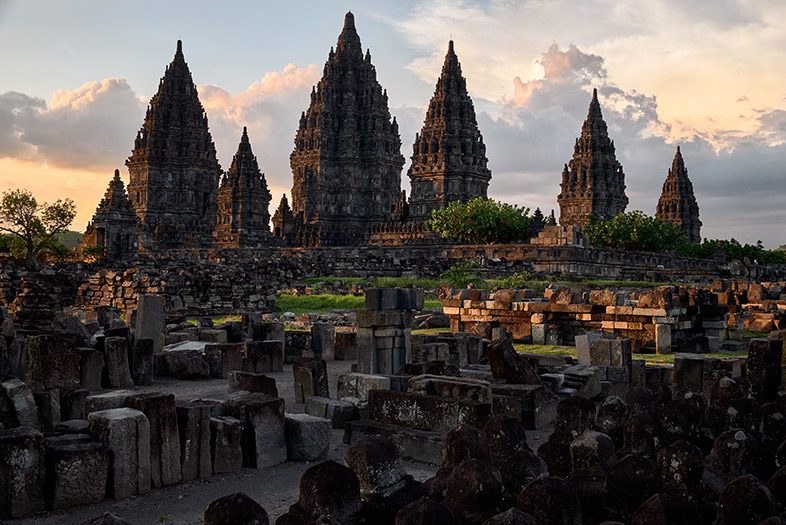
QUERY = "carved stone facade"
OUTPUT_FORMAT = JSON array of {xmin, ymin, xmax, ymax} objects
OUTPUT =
[
  {"xmin": 81, "ymin": 170, "xmax": 139, "ymax": 259},
  {"xmin": 656, "ymin": 146, "xmax": 701, "ymax": 243},
  {"xmin": 126, "ymin": 40, "xmax": 222, "ymax": 250},
  {"xmin": 214, "ymin": 128, "xmax": 272, "ymax": 248},
  {"xmin": 408, "ymin": 41, "xmax": 491, "ymax": 219},
  {"xmin": 558, "ymin": 89, "xmax": 628, "ymax": 228},
  {"xmin": 283, "ymin": 12, "xmax": 404, "ymax": 246}
]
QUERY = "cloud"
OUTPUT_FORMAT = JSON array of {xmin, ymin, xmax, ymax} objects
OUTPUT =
[{"xmin": 0, "ymin": 78, "xmax": 144, "ymax": 170}]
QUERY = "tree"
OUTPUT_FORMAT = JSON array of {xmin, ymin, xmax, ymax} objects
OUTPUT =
[
  {"xmin": 0, "ymin": 188, "xmax": 76, "ymax": 266},
  {"xmin": 429, "ymin": 197, "xmax": 532, "ymax": 244},
  {"xmin": 584, "ymin": 211, "xmax": 685, "ymax": 252}
]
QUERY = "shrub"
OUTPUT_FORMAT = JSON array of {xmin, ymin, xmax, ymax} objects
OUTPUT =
[{"xmin": 429, "ymin": 197, "xmax": 532, "ymax": 244}]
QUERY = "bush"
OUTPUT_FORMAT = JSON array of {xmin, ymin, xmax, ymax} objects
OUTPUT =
[
  {"xmin": 584, "ymin": 211, "xmax": 685, "ymax": 252},
  {"xmin": 439, "ymin": 258, "xmax": 484, "ymax": 288},
  {"xmin": 429, "ymin": 197, "xmax": 532, "ymax": 244},
  {"xmin": 496, "ymin": 271, "xmax": 533, "ymax": 289}
]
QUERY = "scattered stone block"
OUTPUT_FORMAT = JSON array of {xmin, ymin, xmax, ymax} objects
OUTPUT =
[
  {"xmin": 61, "ymin": 386, "xmax": 88, "ymax": 421},
  {"xmin": 176, "ymin": 400, "xmax": 213, "ymax": 482},
  {"xmin": 368, "ymin": 389, "xmax": 492, "ymax": 432},
  {"xmin": 102, "ymin": 336, "xmax": 133, "ymax": 388},
  {"xmin": 129, "ymin": 338, "xmax": 154, "ymax": 386},
  {"xmin": 748, "ymin": 338, "xmax": 783, "ymax": 402},
  {"xmin": 204, "ymin": 343, "xmax": 243, "ymax": 378},
  {"xmin": 673, "ymin": 353, "xmax": 705, "ymax": 394},
  {"xmin": 210, "ymin": 416, "xmax": 243, "ymax": 474},
  {"xmin": 79, "ymin": 348, "xmax": 104, "ymax": 391},
  {"xmin": 204, "ymin": 492, "xmax": 269, "ymax": 525},
  {"xmin": 43, "ymin": 434, "xmax": 108, "ymax": 510},
  {"xmin": 87, "ymin": 408, "xmax": 151, "ymax": 499},
  {"xmin": 337, "ymin": 372, "xmax": 392, "ymax": 402},
  {"xmin": 311, "ymin": 322, "xmax": 335, "ymax": 360},
  {"xmin": 408, "ymin": 374, "xmax": 492, "ymax": 402},
  {"xmin": 85, "ymin": 390, "xmax": 135, "ymax": 414},
  {"xmin": 292, "ymin": 357, "xmax": 329, "ymax": 403},
  {"xmin": 304, "ymin": 396, "xmax": 358, "ymax": 428},
  {"xmin": 25, "ymin": 334, "xmax": 80, "ymax": 389},
  {"xmin": 134, "ymin": 294, "xmax": 164, "ymax": 354},
  {"xmin": 33, "ymin": 387, "xmax": 61, "ymax": 431},
  {"xmin": 285, "ymin": 413, "xmax": 331, "ymax": 461},
  {"xmin": 243, "ymin": 340, "xmax": 284, "ymax": 373},
  {"xmin": 486, "ymin": 338, "xmax": 541, "ymax": 384},
  {"xmin": 335, "ymin": 331, "xmax": 358, "ymax": 360},
  {"xmin": 158, "ymin": 348, "xmax": 210, "ymax": 379},
  {"xmin": 200, "ymin": 328, "xmax": 227, "ymax": 344},
  {"xmin": 0, "ymin": 427, "xmax": 44, "ymax": 518},
  {"xmin": 125, "ymin": 392, "xmax": 182, "ymax": 488},
  {"xmin": 228, "ymin": 370, "xmax": 279, "ymax": 397},
  {"xmin": 1, "ymin": 378, "xmax": 43, "ymax": 430},
  {"xmin": 79, "ymin": 512, "xmax": 133, "ymax": 525},
  {"xmin": 225, "ymin": 393, "xmax": 286, "ymax": 468}
]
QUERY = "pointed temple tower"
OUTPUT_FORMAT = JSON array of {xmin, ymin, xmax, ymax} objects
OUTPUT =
[
  {"xmin": 81, "ymin": 169, "xmax": 139, "ymax": 259},
  {"xmin": 126, "ymin": 40, "xmax": 222, "ymax": 249},
  {"xmin": 272, "ymin": 194, "xmax": 294, "ymax": 240},
  {"xmin": 656, "ymin": 146, "xmax": 701, "ymax": 243},
  {"xmin": 558, "ymin": 88, "xmax": 628, "ymax": 228},
  {"xmin": 408, "ymin": 40, "xmax": 491, "ymax": 219},
  {"xmin": 282, "ymin": 12, "xmax": 405, "ymax": 246},
  {"xmin": 214, "ymin": 127, "xmax": 272, "ymax": 247}
]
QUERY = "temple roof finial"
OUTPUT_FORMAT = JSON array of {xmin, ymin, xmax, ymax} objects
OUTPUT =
[
  {"xmin": 344, "ymin": 11, "xmax": 355, "ymax": 29},
  {"xmin": 176, "ymin": 40, "xmax": 183, "ymax": 55}
]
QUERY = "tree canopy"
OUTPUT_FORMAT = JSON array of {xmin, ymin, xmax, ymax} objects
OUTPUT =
[
  {"xmin": 0, "ymin": 188, "xmax": 76, "ymax": 266},
  {"xmin": 429, "ymin": 197, "xmax": 533, "ymax": 244}
]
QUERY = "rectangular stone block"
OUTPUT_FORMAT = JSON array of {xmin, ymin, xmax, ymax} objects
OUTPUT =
[
  {"xmin": 0, "ymin": 427, "xmax": 44, "ymax": 518},
  {"xmin": 491, "ymin": 383, "xmax": 558, "ymax": 429},
  {"xmin": 303, "ymin": 396, "xmax": 358, "ymax": 429},
  {"xmin": 285, "ymin": 413, "xmax": 330, "ymax": 461},
  {"xmin": 79, "ymin": 348, "xmax": 104, "ymax": 391},
  {"xmin": 204, "ymin": 343, "xmax": 243, "ymax": 379},
  {"xmin": 33, "ymin": 388, "xmax": 60, "ymax": 431},
  {"xmin": 367, "ymin": 389, "xmax": 492, "ymax": 432},
  {"xmin": 176, "ymin": 401, "xmax": 213, "ymax": 482},
  {"xmin": 135, "ymin": 294, "xmax": 164, "ymax": 354},
  {"xmin": 210, "ymin": 416, "xmax": 243, "ymax": 474},
  {"xmin": 129, "ymin": 338, "xmax": 154, "ymax": 386},
  {"xmin": 292, "ymin": 358, "xmax": 329, "ymax": 403},
  {"xmin": 25, "ymin": 335, "xmax": 80, "ymax": 390},
  {"xmin": 243, "ymin": 340, "xmax": 284, "ymax": 373},
  {"xmin": 224, "ymin": 393, "xmax": 286, "ymax": 468},
  {"xmin": 85, "ymin": 389, "xmax": 135, "ymax": 414},
  {"xmin": 407, "ymin": 374, "xmax": 492, "ymax": 402},
  {"xmin": 284, "ymin": 330, "xmax": 310, "ymax": 364},
  {"xmin": 311, "ymin": 322, "xmax": 335, "ymax": 360},
  {"xmin": 337, "ymin": 372, "xmax": 391, "ymax": 402},
  {"xmin": 102, "ymin": 336, "xmax": 133, "ymax": 388},
  {"xmin": 87, "ymin": 407, "xmax": 151, "ymax": 499},
  {"xmin": 1, "ymin": 378, "xmax": 43, "ymax": 430},
  {"xmin": 655, "ymin": 322, "xmax": 672, "ymax": 354},
  {"xmin": 343, "ymin": 419, "xmax": 443, "ymax": 465},
  {"xmin": 334, "ymin": 331, "xmax": 358, "ymax": 361},
  {"xmin": 251, "ymin": 321, "xmax": 285, "ymax": 345},
  {"xmin": 748, "ymin": 338, "xmax": 783, "ymax": 402},
  {"xmin": 228, "ymin": 371, "xmax": 278, "ymax": 397},
  {"xmin": 60, "ymin": 387, "xmax": 88, "ymax": 421},
  {"xmin": 673, "ymin": 353, "xmax": 705, "ymax": 394},
  {"xmin": 125, "ymin": 392, "xmax": 182, "ymax": 488},
  {"xmin": 43, "ymin": 434, "xmax": 108, "ymax": 510}
]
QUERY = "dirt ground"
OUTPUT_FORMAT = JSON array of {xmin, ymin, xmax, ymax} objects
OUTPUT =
[{"xmin": 15, "ymin": 360, "xmax": 441, "ymax": 525}]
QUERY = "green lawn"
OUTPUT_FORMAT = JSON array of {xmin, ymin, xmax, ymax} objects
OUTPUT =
[
  {"xmin": 276, "ymin": 294, "xmax": 366, "ymax": 314},
  {"xmin": 302, "ymin": 276, "xmax": 366, "ymax": 286},
  {"xmin": 511, "ymin": 343, "xmax": 746, "ymax": 365}
]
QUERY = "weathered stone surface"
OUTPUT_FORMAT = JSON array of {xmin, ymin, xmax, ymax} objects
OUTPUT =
[
  {"xmin": 125, "ymin": 392, "xmax": 182, "ymax": 488},
  {"xmin": 228, "ymin": 371, "xmax": 278, "ymax": 397},
  {"xmin": 656, "ymin": 440, "xmax": 703, "ymax": 497},
  {"xmin": 715, "ymin": 474, "xmax": 775, "ymax": 525},
  {"xmin": 87, "ymin": 408, "xmax": 151, "ymax": 499},
  {"xmin": 33, "ymin": 387, "xmax": 61, "ymax": 431},
  {"xmin": 43, "ymin": 434, "xmax": 108, "ymax": 510},
  {"xmin": 244, "ymin": 340, "xmax": 284, "ymax": 373},
  {"xmin": 656, "ymin": 147, "xmax": 701, "ymax": 243},
  {"xmin": 85, "ymin": 390, "xmax": 135, "ymax": 414},
  {"xmin": 606, "ymin": 453, "xmax": 659, "ymax": 518},
  {"xmin": 0, "ymin": 426, "xmax": 44, "ymax": 518},
  {"xmin": 79, "ymin": 512, "xmax": 133, "ymax": 525},
  {"xmin": 516, "ymin": 476, "xmax": 582, "ymax": 525},
  {"xmin": 304, "ymin": 396, "xmax": 358, "ymax": 428},
  {"xmin": 292, "ymin": 357, "xmax": 329, "ymax": 403},
  {"xmin": 79, "ymin": 347, "xmax": 104, "ymax": 391},
  {"xmin": 311, "ymin": 322, "xmax": 335, "ymax": 360},
  {"xmin": 443, "ymin": 459, "xmax": 504, "ymax": 523},
  {"xmin": 176, "ymin": 400, "xmax": 213, "ymax": 482},
  {"xmin": 295, "ymin": 460, "xmax": 362, "ymax": 523},
  {"xmin": 25, "ymin": 334, "xmax": 80, "ymax": 389},
  {"xmin": 1, "ymin": 378, "xmax": 42, "ymax": 430},
  {"xmin": 129, "ymin": 338, "xmax": 154, "ymax": 386},
  {"xmin": 368, "ymin": 389, "xmax": 492, "ymax": 432},
  {"xmin": 482, "ymin": 508, "xmax": 539, "ymax": 525},
  {"xmin": 204, "ymin": 491, "xmax": 269, "ymax": 525},
  {"xmin": 486, "ymin": 338, "xmax": 540, "ymax": 384},
  {"xmin": 338, "ymin": 372, "xmax": 391, "ymax": 402},
  {"xmin": 483, "ymin": 415, "xmax": 530, "ymax": 465},
  {"xmin": 395, "ymin": 497, "xmax": 454, "ymax": 525},
  {"xmin": 204, "ymin": 343, "xmax": 243, "ymax": 378},
  {"xmin": 134, "ymin": 295, "xmax": 164, "ymax": 354},
  {"xmin": 209, "ymin": 416, "xmax": 243, "ymax": 474},
  {"xmin": 285, "ymin": 413, "xmax": 331, "ymax": 461},
  {"xmin": 158, "ymin": 348, "xmax": 210, "ymax": 379},
  {"xmin": 408, "ymin": 374, "xmax": 492, "ymax": 402},
  {"xmin": 225, "ymin": 393, "xmax": 286, "ymax": 468},
  {"xmin": 748, "ymin": 338, "xmax": 783, "ymax": 403},
  {"xmin": 103, "ymin": 336, "xmax": 133, "ymax": 388}
]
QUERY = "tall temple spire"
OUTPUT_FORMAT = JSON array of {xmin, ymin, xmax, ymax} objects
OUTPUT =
[
  {"xmin": 214, "ymin": 127, "xmax": 272, "ymax": 247},
  {"xmin": 407, "ymin": 39, "xmax": 491, "ymax": 219},
  {"xmin": 656, "ymin": 146, "xmax": 701, "ymax": 243},
  {"xmin": 126, "ymin": 39, "xmax": 222, "ymax": 249},
  {"xmin": 285, "ymin": 12, "xmax": 404, "ymax": 246},
  {"xmin": 557, "ymin": 88, "xmax": 628, "ymax": 228},
  {"xmin": 80, "ymin": 169, "xmax": 139, "ymax": 259}
]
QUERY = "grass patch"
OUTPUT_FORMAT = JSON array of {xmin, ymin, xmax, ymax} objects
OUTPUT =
[
  {"xmin": 302, "ymin": 276, "xmax": 366, "ymax": 286},
  {"xmin": 412, "ymin": 327, "xmax": 451, "ymax": 335},
  {"xmin": 512, "ymin": 343, "xmax": 746, "ymax": 365},
  {"xmin": 276, "ymin": 294, "xmax": 366, "ymax": 314},
  {"xmin": 424, "ymin": 298, "xmax": 442, "ymax": 310},
  {"xmin": 373, "ymin": 276, "xmax": 441, "ymax": 289},
  {"xmin": 743, "ymin": 331, "xmax": 769, "ymax": 340}
]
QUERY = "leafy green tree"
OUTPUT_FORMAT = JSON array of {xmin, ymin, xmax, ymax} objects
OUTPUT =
[
  {"xmin": 584, "ymin": 211, "xmax": 685, "ymax": 252},
  {"xmin": 0, "ymin": 188, "xmax": 76, "ymax": 267},
  {"xmin": 429, "ymin": 197, "xmax": 532, "ymax": 244}
]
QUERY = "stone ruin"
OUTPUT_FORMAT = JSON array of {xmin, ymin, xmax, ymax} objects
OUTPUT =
[{"xmin": 2, "ymin": 284, "xmax": 786, "ymax": 523}]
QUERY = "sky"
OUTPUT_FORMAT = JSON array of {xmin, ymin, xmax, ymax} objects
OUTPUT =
[{"xmin": 1, "ymin": 0, "xmax": 785, "ymax": 247}]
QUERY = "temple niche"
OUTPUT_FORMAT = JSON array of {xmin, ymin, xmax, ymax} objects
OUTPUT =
[
  {"xmin": 656, "ymin": 146, "xmax": 702, "ymax": 243},
  {"xmin": 281, "ymin": 11, "xmax": 405, "ymax": 246},
  {"xmin": 126, "ymin": 40, "xmax": 222, "ymax": 250},
  {"xmin": 558, "ymin": 88, "xmax": 628, "ymax": 228},
  {"xmin": 408, "ymin": 40, "xmax": 491, "ymax": 220},
  {"xmin": 81, "ymin": 169, "xmax": 139, "ymax": 260},
  {"xmin": 214, "ymin": 127, "xmax": 273, "ymax": 248}
]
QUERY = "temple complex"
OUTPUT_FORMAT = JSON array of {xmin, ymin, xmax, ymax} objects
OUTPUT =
[
  {"xmin": 656, "ymin": 146, "xmax": 702, "ymax": 243},
  {"xmin": 280, "ymin": 12, "xmax": 405, "ymax": 246},
  {"xmin": 557, "ymin": 88, "xmax": 628, "ymax": 227},
  {"xmin": 407, "ymin": 40, "xmax": 491, "ymax": 219},
  {"xmin": 214, "ymin": 127, "xmax": 273, "ymax": 248},
  {"xmin": 126, "ymin": 40, "xmax": 222, "ymax": 250},
  {"xmin": 81, "ymin": 169, "xmax": 139, "ymax": 259}
]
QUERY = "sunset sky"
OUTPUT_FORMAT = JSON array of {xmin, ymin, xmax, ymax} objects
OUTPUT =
[{"xmin": 1, "ymin": 0, "xmax": 785, "ymax": 247}]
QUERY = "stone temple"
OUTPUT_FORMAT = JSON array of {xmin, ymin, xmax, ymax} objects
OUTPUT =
[
  {"xmin": 126, "ymin": 40, "xmax": 222, "ymax": 250},
  {"xmin": 407, "ymin": 40, "xmax": 491, "ymax": 220},
  {"xmin": 656, "ymin": 146, "xmax": 702, "ymax": 243},
  {"xmin": 558, "ymin": 88, "xmax": 628, "ymax": 228},
  {"xmin": 278, "ymin": 12, "xmax": 405, "ymax": 246},
  {"xmin": 81, "ymin": 169, "xmax": 139, "ymax": 259},
  {"xmin": 214, "ymin": 127, "xmax": 273, "ymax": 248}
]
